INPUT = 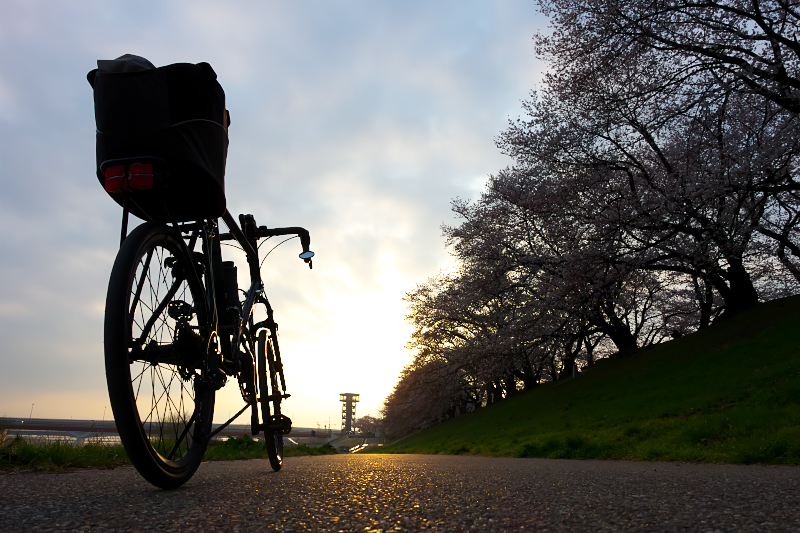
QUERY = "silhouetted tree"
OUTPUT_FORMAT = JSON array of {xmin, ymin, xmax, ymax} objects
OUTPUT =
[{"xmin": 383, "ymin": 0, "xmax": 800, "ymax": 434}]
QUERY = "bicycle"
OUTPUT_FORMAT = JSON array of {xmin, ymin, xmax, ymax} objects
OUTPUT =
[{"xmin": 90, "ymin": 58, "xmax": 314, "ymax": 489}]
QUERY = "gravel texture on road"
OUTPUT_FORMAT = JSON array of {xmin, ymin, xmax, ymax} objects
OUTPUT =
[{"xmin": 0, "ymin": 454, "xmax": 798, "ymax": 532}]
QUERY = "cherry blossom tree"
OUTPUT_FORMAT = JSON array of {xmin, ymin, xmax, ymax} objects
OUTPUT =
[
  {"xmin": 383, "ymin": 1, "xmax": 800, "ymax": 435},
  {"xmin": 353, "ymin": 414, "xmax": 383, "ymax": 435},
  {"xmin": 498, "ymin": 79, "xmax": 800, "ymax": 317},
  {"xmin": 380, "ymin": 360, "xmax": 478, "ymax": 437},
  {"xmin": 534, "ymin": 0, "xmax": 800, "ymax": 113}
]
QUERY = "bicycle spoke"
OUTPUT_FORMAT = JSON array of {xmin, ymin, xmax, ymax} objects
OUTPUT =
[
  {"xmin": 142, "ymin": 370, "xmax": 169, "ymax": 432},
  {"xmin": 167, "ymin": 409, "xmax": 197, "ymax": 460},
  {"xmin": 129, "ymin": 248, "xmax": 154, "ymax": 329},
  {"xmin": 151, "ymin": 363, "xmax": 194, "ymax": 456},
  {"xmin": 132, "ymin": 363, "xmax": 147, "ymax": 400},
  {"xmin": 135, "ymin": 278, "xmax": 182, "ymax": 346},
  {"xmin": 158, "ymin": 367, "xmax": 185, "ymax": 423}
]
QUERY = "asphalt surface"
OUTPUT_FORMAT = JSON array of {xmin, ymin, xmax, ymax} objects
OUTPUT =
[{"xmin": 1, "ymin": 454, "xmax": 798, "ymax": 532}]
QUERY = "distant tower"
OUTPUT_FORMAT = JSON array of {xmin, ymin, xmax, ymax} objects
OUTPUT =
[{"xmin": 339, "ymin": 393, "xmax": 360, "ymax": 434}]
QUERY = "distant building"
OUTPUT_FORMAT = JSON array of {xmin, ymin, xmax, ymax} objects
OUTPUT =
[{"xmin": 339, "ymin": 393, "xmax": 360, "ymax": 434}]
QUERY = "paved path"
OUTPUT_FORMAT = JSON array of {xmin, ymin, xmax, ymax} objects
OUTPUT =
[{"xmin": 1, "ymin": 454, "xmax": 798, "ymax": 532}]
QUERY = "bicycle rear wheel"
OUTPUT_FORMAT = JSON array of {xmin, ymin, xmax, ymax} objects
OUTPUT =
[
  {"xmin": 105, "ymin": 222, "xmax": 214, "ymax": 489},
  {"xmin": 257, "ymin": 330, "xmax": 283, "ymax": 471}
]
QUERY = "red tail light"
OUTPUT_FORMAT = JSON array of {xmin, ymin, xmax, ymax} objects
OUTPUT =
[
  {"xmin": 127, "ymin": 163, "xmax": 154, "ymax": 190},
  {"xmin": 103, "ymin": 163, "xmax": 154, "ymax": 193},
  {"xmin": 104, "ymin": 165, "xmax": 126, "ymax": 193}
]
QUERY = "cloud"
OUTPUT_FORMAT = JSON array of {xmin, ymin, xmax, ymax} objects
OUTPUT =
[{"xmin": 0, "ymin": 0, "xmax": 546, "ymax": 426}]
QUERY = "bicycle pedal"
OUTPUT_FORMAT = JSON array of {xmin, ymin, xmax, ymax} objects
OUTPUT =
[{"xmin": 265, "ymin": 414, "xmax": 292, "ymax": 435}]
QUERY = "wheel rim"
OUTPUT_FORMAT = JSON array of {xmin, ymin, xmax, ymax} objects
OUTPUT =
[{"xmin": 127, "ymin": 235, "xmax": 205, "ymax": 466}]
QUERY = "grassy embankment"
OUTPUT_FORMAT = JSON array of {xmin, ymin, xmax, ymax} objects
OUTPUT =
[
  {"xmin": 374, "ymin": 295, "xmax": 800, "ymax": 464},
  {"xmin": 0, "ymin": 432, "xmax": 336, "ymax": 472}
]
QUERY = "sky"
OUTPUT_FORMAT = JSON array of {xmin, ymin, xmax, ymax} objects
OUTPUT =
[{"xmin": 0, "ymin": 0, "xmax": 547, "ymax": 429}]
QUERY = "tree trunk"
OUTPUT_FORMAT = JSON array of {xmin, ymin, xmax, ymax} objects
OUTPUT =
[
  {"xmin": 485, "ymin": 384, "xmax": 496, "ymax": 406},
  {"xmin": 597, "ymin": 315, "xmax": 638, "ymax": 352},
  {"xmin": 594, "ymin": 304, "xmax": 637, "ymax": 352},
  {"xmin": 515, "ymin": 362, "xmax": 540, "ymax": 390},
  {"xmin": 777, "ymin": 242, "xmax": 800, "ymax": 284},
  {"xmin": 715, "ymin": 258, "xmax": 759, "ymax": 319},
  {"xmin": 606, "ymin": 325, "xmax": 637, "ymax": 352},
  {"xmin": 559, "ymin": 337, "xmax": 582, "ymax": 380},
  {"xmin": 560, "ymin": 353, "xmax": 576, "ymax": 380},
  {"xmin": 584, "ymin": 336, "xmax": 596, "ymax": 366},
  {"xmin": 493, "ymin": 380, "xmax": 505, "ymax": 402},
  {"xmin": 503, "ymin": 377, "xmax": 518, "ymax": 397},
  {"xmin": 693, "ymin": 275, "xmax": 714, "ymax": 329},
  {"xmin": 548, "ymin": 358, "xmax": 558, "ymax": 381}
]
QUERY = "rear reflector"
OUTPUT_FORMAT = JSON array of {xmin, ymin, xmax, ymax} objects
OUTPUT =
[
  {"xmin": 103, "ymin": 163, "xmax": 154, "ymax": 193},
  {"xmin": 104, "ymin": 165, "xmax": 126, "ymax": 193},
  {"xmin": 127, "ymin": 163, "xmax": 154, "ymax": 190}
]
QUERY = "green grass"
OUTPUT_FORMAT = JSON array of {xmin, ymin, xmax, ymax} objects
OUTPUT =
[
  {"xmin": 0, "ymin": 434, "xmax": 337, "ymax": 472},
  {"xmin": 0, "ymin": 436, "xmax": 129, "ymax": 471},
  {"xmin": 374, "ymin": 295, "xmax": 800, "ymax": 464}
]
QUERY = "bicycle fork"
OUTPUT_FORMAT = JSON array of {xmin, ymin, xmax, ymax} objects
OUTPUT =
[{"xmin": 252, "ymin": 295, "xmax": 291, "ymax": 436}]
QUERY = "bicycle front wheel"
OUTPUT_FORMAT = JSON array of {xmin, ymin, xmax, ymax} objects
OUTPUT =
[{"xmin": 104, "ymin": 222, "xmax": 214, "ymax": 489}]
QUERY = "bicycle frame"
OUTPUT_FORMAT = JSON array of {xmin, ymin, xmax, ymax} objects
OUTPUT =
[{"xmin": 135, "ymin": 208, "xmax": 311, "ymax": 443}]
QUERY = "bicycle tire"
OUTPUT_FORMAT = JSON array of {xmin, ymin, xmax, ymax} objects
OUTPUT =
[
  {"xmin": 105, "ymin": 221, "xmax": 215, "ymax": 489},
  {"xmin": 258, "ymin": 330, "xmax": 283, "ymax": 471}
]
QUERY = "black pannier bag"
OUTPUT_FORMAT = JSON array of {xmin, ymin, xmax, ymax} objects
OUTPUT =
[{"xmin": 88, "ymin": 59, "xmax": 228, "ymax": 222}]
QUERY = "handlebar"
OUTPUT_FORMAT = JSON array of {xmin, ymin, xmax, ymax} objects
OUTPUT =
[
  {"xmin": 256, "ymin": 226, "xmax": 314, "ymax": 268},
  {"xmin": 219, "ymin": 214, "xmax": 314, "ymax": 269},
  {"xmin": 256, "ymin": 226, "xmax": 310, "ymax": 253}
]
